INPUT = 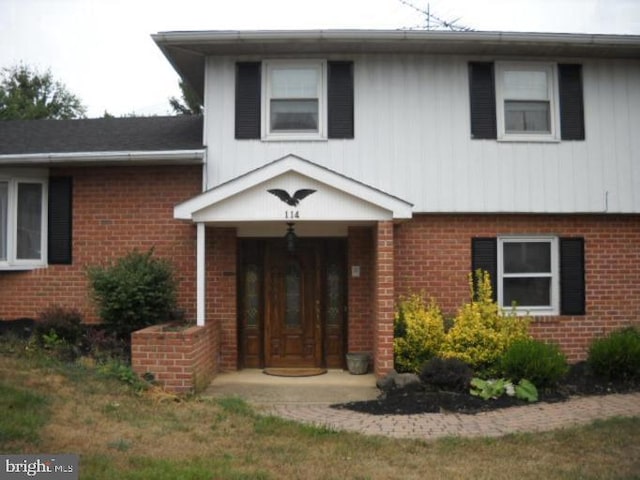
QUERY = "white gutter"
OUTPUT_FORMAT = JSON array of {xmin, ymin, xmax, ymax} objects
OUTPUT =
[
  {"xmin": 0, "ymin": 149, "xmax": 206, "ymax": 166},
  {"xmin": 152, "ymin": 29, "xmax": 640, "ymax": 48}
]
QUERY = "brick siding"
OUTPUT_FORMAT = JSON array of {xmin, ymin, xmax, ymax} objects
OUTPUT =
[
  {"xmin": 0, "ymin": 165, "xmax": 202, "ymax": 322},
  {"xmin": 394, "ymin": 214, "xmax": 640, "ymax": 361}
]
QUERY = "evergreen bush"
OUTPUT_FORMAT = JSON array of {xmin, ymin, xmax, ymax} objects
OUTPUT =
[
  {"xmin": 587, "ymin": 327, "xmax": 640, "ymax": 381},
  {"xmin": 87, "ymin": 249, "xmax": 177, "ymax": 338},
  {"xmin": 419, "ymin": 357, "xmax": 473, "ymax": 392},
  {"xmin": 500, "ymin": 338, "xmax": 568, "ymax": 388},
  {"xmin": 439, "ymin": 270, "xmax": 530, "ymax": 370},
  {"xmin": 393, "ymin": 294, "xmax": 445, "ymax": 373}
]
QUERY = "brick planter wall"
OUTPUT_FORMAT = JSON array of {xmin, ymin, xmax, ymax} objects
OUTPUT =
[{"xmin": 131, "ymin": 323, "xmax": 217, "ymax": 394}]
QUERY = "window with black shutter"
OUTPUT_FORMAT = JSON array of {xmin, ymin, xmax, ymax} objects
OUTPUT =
[
  {"xmin": 235, "ymin": 60, "xmax": 354, "ymax": 141},
  {"xmin": 469, "ymin": 61, "xmax": 584, "ymax": 142},
  {"xmin": 471, "ymin": 235, "xmax": 585, "ymax": 315},
  {"xmin": 48, "ymin": 176, "xmax": 73, "ymax": 265}
]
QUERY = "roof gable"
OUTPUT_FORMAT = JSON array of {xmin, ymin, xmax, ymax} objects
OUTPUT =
[{"xmin": 174, "ymin": 154, "xmax": 413, "ymax": 223}]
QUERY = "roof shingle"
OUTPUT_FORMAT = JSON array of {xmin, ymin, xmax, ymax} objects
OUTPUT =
[{"xmin": 0, "ymin": 116, "xmax": 204, "ymax": 155}]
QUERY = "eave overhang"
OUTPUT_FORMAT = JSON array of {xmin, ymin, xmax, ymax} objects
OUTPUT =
[
  {"xmin": 153, "ymin": 29, "xmax": 640, "ymax": 99},
  {"xmin": 0, "ymin": 149, "xmax": 206, "ymax": 167}
]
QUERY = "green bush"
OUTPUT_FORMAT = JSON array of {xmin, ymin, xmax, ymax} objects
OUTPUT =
[
  {"xmin": 587, "ymin": 327, "xmax": 640, "ymax": 381},
  {"xmin": 33, "ymin": 306, "xmax": 84, "ymax": 360},
  {"xmin": 419, "ymin": 357, "xmax": 473, "ymax": 392},
  {"xmin": 500, "ymin": 338, "xmax": 568, "ymax": 389},
  {"xmin": 87, "ymin": 249, "xmax": 177, "ymax": 338},
  {"xmin": 394, "ymin": 294, "xmax": 445, "ymax": 373},
  {"xmin": 439, "ymin": 270, "xmax": 530, "ymax": 370},
  {"xmin": 35, "ymin": 306, "xmax": 84, "ymax": 345}
]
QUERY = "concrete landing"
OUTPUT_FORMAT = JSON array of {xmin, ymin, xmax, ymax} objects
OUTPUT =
[{"xmin": 203, "ymin": 369, "xmax": 379, "ymax": 405}]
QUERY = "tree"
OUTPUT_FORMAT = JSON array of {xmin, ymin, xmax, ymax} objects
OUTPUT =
[
  {"xmin": 0, "ymin": 64, "xmax": 86, "ymax": 120},
  {"xmin": 169, "ymin": 81, "xmax": 202, "ymax": 115}
]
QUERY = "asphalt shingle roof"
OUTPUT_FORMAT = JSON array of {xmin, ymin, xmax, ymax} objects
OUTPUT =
[{"xmin": 0, "ymin": 115, "xmax": 204, "ymax": 155}]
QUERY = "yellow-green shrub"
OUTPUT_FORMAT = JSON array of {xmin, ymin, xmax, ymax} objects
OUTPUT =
[
  {"xmin": 394, "ymin": 293, "xmax": 445, "ymax": 373},
  {"xmin": 439, "ymin": 270, "xmax": 530, "ymax": 370}
]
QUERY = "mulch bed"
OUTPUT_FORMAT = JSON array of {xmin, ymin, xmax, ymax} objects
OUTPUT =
[{"xmin": 331, "ymin": 362, "xmax": 640, "ymax": 415}]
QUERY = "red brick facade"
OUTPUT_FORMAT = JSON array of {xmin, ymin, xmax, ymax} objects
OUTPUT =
[
  {"xmin": 3, "ymin": 165, "xmax": 639, "ymax": 386},
  {"xmin": 394, "ymin": 214, "xmax": 640, "ymax": 361},
  {"xmin": 0, "ymin": 165, "xmax": 202, "ymax": 322}
]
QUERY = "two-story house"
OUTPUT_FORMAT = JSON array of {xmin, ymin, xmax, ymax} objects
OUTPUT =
[{"xmin": 1, "ymin": 30, "xmax": 639, "ymax": 385}]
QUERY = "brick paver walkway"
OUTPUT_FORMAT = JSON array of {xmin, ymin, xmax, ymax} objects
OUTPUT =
[{"xmin": 265, "ymin": 392, "xmax": 640, "ymax": 440}]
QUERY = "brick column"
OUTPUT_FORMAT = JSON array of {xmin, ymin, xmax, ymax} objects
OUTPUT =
[
  {"xmin": 207, "ymin": 227, "xmax": 238, "ymax": 371},
  {"xmin": 373, "ymin": 221, "xmax": 395, "ymax": 377}
]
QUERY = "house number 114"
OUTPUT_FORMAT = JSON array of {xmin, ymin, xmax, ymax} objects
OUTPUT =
[{"xmin": 285, "ymin": 211, "xmax": 300, "ymax": 219}]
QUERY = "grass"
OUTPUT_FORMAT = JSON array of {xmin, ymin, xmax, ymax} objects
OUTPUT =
[{"xmin": 1, "ymin": 345, "xmax": 639, "ymax": 479}]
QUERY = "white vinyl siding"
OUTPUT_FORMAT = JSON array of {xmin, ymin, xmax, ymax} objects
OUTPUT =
[{"xmin": 205, "ymin": 55, "xmax": 640, "ymax": 214}]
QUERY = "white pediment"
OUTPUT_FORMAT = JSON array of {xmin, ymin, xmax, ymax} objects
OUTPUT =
[{"xmin": 174, "ymin": 155, "xmax": 413, "ymax": 223}]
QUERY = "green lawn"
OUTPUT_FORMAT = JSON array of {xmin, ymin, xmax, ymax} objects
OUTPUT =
[{"xmin": 1, "ymin": 348, "xmax": 639, "ymax": 479}]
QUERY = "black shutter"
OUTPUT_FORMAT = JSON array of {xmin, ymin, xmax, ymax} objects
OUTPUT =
[
  {"xmin": 469, "ymin": 62, "xmax": 497, "ymax": 139},
  {"xmin": 558, "ymin": 64, "xmax": 585, "ymax": 140},
  {"xmin": 235, "ymin": 62, "xmax": 261, "ymax": 139},
  {"xmin": 560, "ymin": 237, "xmax": 585, "ymax": 315},
  {"xmin": 328, "ymin": 61, "xmax": 354, "ymax": 139},
  {"xmin": 471, "ymin": 237, "xmax": 498, "ymax": 301},
  {"xmin": 48, "ymin": 176, "xmax": 72, "ymax": 265}
]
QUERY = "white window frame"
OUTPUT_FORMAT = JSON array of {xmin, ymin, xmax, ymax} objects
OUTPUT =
[
  {"xmin": 262, "ymin": 59, "xmax": 327, "ymax": 141},
  {"xmin": 497, "ymin": 236, "xmax": 559, "ymax": 315},
  {"xmin": 0, "ymin": 171, "xmax": 48, "ymax": 270},
  {"xmin": 495, "ymin": 62, "xmax": 560, "ymax": 142}
]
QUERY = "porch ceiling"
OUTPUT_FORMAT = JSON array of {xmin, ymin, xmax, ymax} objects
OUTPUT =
[{"xmin": 174, "ymin": 154, "xmax": 413, "ymax": 224}]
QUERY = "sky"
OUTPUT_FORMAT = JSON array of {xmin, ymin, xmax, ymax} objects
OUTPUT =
[{"xmin": 1, "ymin": 0, "xmax": 639, "ymax": 118}]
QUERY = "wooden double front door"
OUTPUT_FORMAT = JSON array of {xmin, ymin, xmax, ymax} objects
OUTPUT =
[{"xmin": 238, "ymin": 238, "xmax": 347, "ymax": 369}]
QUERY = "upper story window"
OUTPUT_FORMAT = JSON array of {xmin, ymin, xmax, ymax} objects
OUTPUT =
[
  {"xmin": 495, "ymin": 63, "xmax": 559, "ymax": 141},
  {"xmin": 266, "ymin": 61, "xmax": 324, "ymax": 138},
  {"xmin": 235, "ymin": 60, "xmax": 354, "ymax": 141},
  {"xmin": 0, "ymin": 174, "xmax": 47, "ymax": 269},
  {"xmin": 469, "ymin": 62, "xmax": 585, "ymax": 142}
]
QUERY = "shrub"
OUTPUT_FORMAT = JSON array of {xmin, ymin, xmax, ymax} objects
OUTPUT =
[
  {"xmin": 34, "ymin": 306, "xmax": 84, "ymax": 345},
  {"xmin": 87, "ymin": 249, "xmax": 177, "ymax": 338},
  {"xmin": 394, "ymin": 294, "xmax": 445, "ymax": 373},
  {"xmin": 500, "ymin": 338, "xmax": 568, "ymax": 389},
  {"xmin": 439, "ymin": 270, "xmax": 530, "ymax": 370},
  {"xmin": 419, "ymin": 357, "xmax": 473, "ymax": 392},
  {"xmin": 587, "ymin": 327, "xmax": 640, "ymax": 381},
  {"xmin": 32, "ymin": 307, "xmax": 84, "ymax": 360}
]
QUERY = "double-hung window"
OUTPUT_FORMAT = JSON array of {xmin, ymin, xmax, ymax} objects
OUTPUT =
[
  {"xmin": 495, "ymin": 63, "xmax": 559, "ymax": 141},
  {"xmin": 497, "ymin": 237, "xmax": 559, "ymax": 314},
  {"xmin": 470, "ymin": 61, "xmax": 584, "ymax": 141},
  {"xmin": 236, "ymin": 60, "xmax": 353, "ymax": 141},
  {"xmin": 263, "ymin": 60, "xmax": 326, "ymax": 139},
  {"xmin": 0, "ymin": 175, "xmax": 47, "ymax": 269}
]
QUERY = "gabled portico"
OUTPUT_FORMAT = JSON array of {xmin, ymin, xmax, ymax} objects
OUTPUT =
[{"xmin": 174, "ymin": 154, "xmax": 412, "ymax": 376}]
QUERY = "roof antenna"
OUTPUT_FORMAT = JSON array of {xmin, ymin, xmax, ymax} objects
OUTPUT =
[{"xmin": 398, "ymin": 1, "xmax": 474, "ymax": 32}]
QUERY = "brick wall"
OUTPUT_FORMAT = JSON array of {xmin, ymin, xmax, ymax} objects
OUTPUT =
[
  {"xmin": 0, "ymin": 165, "xmax": 202, "ymax": 322},
  {"xmin": 373, "ymin": 221, "xmax": 395, "ymax": 376},
  {"xmin": 347, "ymin": 227, "xmax": 374, "ymax": 354},
  {"xmin": 394, "ymin": 214, "xmax": 640, "ymax": 361},
  {"xmin": 131, "ymin": 323, "xmax": 217, "ymax": 394},
  {"xmin": 206, "ymin": 227, "xmax": 238, "ymax": 371}
]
